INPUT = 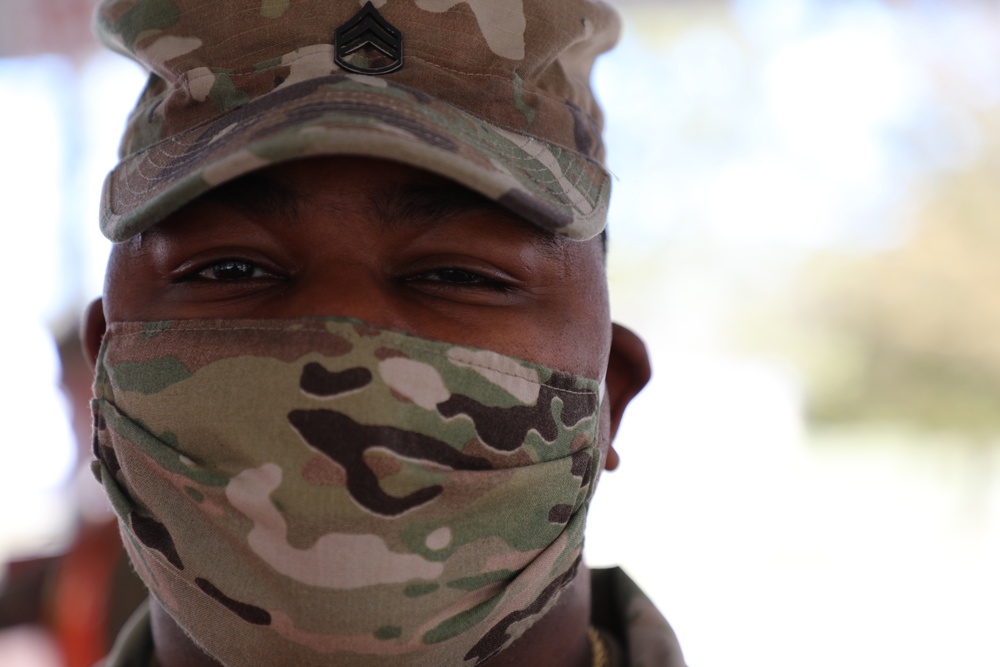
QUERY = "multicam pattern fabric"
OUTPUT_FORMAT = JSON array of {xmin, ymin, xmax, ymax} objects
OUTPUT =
[
  {"xmin": 101, "ymin": 568, "xmax": 688, "ymax": 667},
  {"xmin": 91, "ymin": 317, "xmax": 604, "ymax": 666},
  {"xmin": 93, "ymin": 0, "xmax": 620, "ymax": 243}
]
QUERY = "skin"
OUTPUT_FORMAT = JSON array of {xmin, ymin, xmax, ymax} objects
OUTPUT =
[{"xmin": 84, "ymin": 156, "xmax": 651, "ymax": 667}]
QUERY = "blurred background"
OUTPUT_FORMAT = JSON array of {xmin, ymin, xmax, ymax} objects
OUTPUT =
[{"xmin": 2, "ymin": 0, "xmax": 1000, "ymax": 665}]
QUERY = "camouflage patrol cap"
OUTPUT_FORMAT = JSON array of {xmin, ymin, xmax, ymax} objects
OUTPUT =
[{"xmin": 95, "ymin": 0, "xmax": 621, "ymax": 243}]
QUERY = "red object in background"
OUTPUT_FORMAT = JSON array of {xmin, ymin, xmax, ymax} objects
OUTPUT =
[
  {"xmin": 50, "ymin": 519, "xmax": 124, "ymax": 667},
  {"xmin": 0, "ymin": 518, "xmax": 144, "ymax": 667}
]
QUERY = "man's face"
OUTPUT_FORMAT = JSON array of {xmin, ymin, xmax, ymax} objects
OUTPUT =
[{"xmin": 96, "ymin": 156, "xmax": 619, "ymax": 453}]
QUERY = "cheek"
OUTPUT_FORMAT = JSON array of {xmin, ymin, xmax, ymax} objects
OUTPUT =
[
  {"xmin": 554, "ymin": 251, "xmax": 611, "ymax": 380},
  {"xmin": 105, "ymin": 241, "xmax": 161, "ymax": 321},
  {"xmin": 104, "ymin": 248, "xmax": 134, "ymax": 321},
  {"xmin": 498, "ymin": 301, "xmax": 610, "ymax": 380}
]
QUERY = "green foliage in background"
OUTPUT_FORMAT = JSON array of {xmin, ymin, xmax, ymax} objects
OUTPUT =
[{"xmin": 786, "ymin": 131, "xmax": 1000, "ymax": 435}]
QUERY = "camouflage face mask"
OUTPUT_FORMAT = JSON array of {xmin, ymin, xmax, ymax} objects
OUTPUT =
[{"xmin": 91, "ymin": 317, "xmax": 604, "ymax": 666}]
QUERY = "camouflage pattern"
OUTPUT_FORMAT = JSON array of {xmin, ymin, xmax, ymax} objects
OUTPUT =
[
  {"xmin": 102, "ymin": 568, "xmax": 688, "ymax": 667},
  {"xmin": 93, "ymin": 0, "xmax": 620, "ymax": 243},
  {"xmin": 91, "ymin": 317, "xmax": 604, "ymax": 666}
]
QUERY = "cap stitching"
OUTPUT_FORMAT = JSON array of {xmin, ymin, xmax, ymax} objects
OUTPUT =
[
  {"xmin": 116, "ymin": 88, "xmax": 603, "ymax": 198},
  {"xmin": 116, "ymin": 139, "xmax": 599, "ymax": 224},
  {"xmin": 118, "ymin": 85, "xmax": 608, "ymax": 174}
]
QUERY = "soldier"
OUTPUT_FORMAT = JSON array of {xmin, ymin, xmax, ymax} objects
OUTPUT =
[{"xmin": 82, "ymin": 0, "xmax": 686, "ymax": 665}]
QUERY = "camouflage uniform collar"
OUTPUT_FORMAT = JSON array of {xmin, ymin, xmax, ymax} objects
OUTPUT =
[
  {"xmin": 103, "ymin": 598, "xmax": 156, "ymax": 667},
  {"xmin": 590, "ymin": 567, "xmax": 688, "ymax": 667}
]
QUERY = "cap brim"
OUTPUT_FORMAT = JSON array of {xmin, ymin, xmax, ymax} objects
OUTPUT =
[{"xmin": 100, "ymin": 75, "xmax": 610, "ymax": 242}]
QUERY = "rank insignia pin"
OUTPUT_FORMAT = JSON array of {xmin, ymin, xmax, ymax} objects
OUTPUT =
[{"xmin": 334, "ymin": 1, "xmax": 404, "ymax": 75}]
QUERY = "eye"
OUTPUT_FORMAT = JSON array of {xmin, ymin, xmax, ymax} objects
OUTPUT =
[
  {"xmin": 409, "ymin": 267, "xmax": 515, "ymax": 292},
  {"xmin": 421, "ymin": 268, "xmax": 488, "ymax": 285},
  {"xmin": 190, "ymin": 260, "xmax": 273, "ymax": 282}
]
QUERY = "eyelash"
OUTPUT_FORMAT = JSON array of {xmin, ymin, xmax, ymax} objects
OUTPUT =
[
  {"xmin": 178, "ymin": 259, "xmax": 275, "ymax": 283},
  {"xmin": 407, "ymin": 267, "xmax": 516, "ymax": 293}
]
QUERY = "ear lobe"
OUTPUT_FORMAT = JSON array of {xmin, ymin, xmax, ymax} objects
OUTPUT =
[
  {"xmin": 604, "ymin": 323, "xmax": 651, "ymax": 469},
  {"xmin": 82, "ymin": 298, "xmax": 107, "ymax": 367}
]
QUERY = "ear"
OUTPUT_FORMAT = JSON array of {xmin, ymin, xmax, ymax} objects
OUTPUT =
[
  {"xmin": 82, "ymin": 298, "xmax": 107, "ymax": 367},
  {"xmin": 604, "ymin": 323, "xmax": 651, "ymax": 470}
]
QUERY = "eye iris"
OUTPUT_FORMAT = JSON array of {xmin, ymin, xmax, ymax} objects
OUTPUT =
[{"xmin": 211, "ymin": 261, "xmax": 255, "ymax": 280}]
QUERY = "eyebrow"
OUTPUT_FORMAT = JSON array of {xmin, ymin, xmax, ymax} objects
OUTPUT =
[
  {"xmin": 370, "ymin": 183, "xmax": 564, "ymax": 252},
  {"xmin": 371, "ymin": 184, "xmax": 502, "ymax": 227},
  {"xmin": 203, "ymin": 171, "xmax": 302, "ymax": 222}
]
